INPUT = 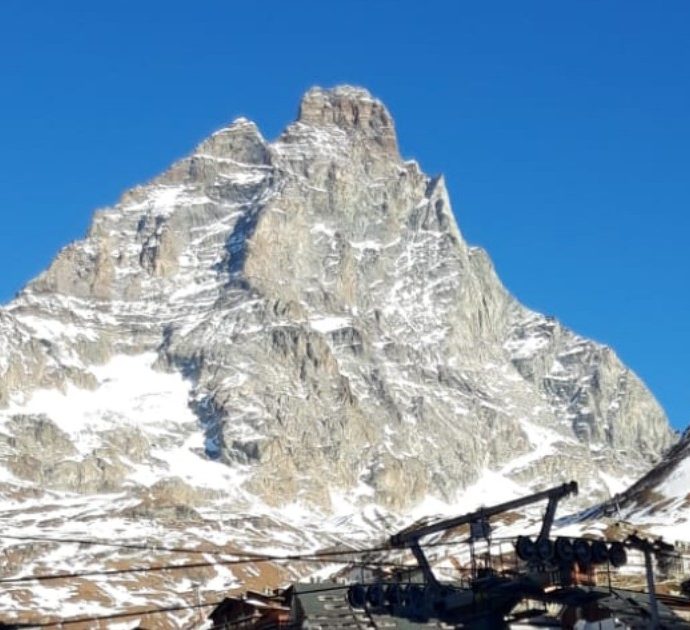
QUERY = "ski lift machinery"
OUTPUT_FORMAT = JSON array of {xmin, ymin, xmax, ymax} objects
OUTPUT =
[
  {"xmin": 389, "ymin": 480, "xmax": 579, "ymax": 584},
  {"xmin": 347, "ymin": 481, "xmax": 615, "ymax": 627}
]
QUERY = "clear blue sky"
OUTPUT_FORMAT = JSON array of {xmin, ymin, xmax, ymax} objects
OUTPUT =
[{"xmin": 1, "ymin": 1, "xmax": 688, "ymax": 430}]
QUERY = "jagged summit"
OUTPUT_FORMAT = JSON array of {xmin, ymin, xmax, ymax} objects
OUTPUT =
[
  {"xmin": 296, "ymin": 85, "xmax": 399, "ymax": 155},
  {"xmin": 0, "ymin": 86, "xmax": 677, "ymax": 620},
  {"xmin": 190, "ymin": 85, "xmax": 398, "ymax": 168},
  {"xmin": 194, "ymin": 115, "xmax": 270, "ymax": 165}
]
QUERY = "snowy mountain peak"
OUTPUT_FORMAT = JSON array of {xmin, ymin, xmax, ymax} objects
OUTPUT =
[{"xmin": 0, "ymin": 86, "xmax": 678, "ymax": 622}]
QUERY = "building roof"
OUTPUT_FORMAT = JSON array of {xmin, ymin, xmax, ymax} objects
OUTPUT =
[{"xmin": 293, "ymin": 583, "xmax": 454, "ymax": 628}]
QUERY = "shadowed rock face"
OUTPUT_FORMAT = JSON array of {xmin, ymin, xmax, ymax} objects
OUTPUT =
[{"xmin": 0, "ymin": 86, "xmax": 675, "ymax": 514}]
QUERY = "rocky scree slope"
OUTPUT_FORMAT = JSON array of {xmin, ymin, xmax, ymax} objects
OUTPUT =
[{"xmin": 0, "ymin": 85, "xmax": 677, "ymax": 622}]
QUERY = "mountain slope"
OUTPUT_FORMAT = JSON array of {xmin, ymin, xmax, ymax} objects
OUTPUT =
[
  {"xmin": 0, "ymin": 86, "xmax": 676, "ymax": 623},
  {"xmin": 608, "ymin": 427, "xmax": 690, "ymax": 540}
]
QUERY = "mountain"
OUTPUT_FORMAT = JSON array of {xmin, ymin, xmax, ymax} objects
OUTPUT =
[
  {"xmin": 607, "ymin": 427, "xmax": 690, "ymax": 541},
  {"xmin": 0, "ymin": 86, "xmax": 676, "ymax": 624}
]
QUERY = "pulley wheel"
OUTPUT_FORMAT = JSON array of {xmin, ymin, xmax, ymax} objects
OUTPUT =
[{"xmin": 516, "ymin": 535, "xmax": 536, "ymax": 561}]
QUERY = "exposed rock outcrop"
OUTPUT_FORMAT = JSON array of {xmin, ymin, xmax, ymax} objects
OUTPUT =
[{"xmin": 0, "ymin": 84, "xmax": 676, "ymax": 530}]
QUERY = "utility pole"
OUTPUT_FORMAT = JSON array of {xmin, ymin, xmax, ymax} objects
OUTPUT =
[
  {"xmin": 626, "ymin": 534, "xmax": 660, "ymax": 629},
  {"xmin": 195, "ymin": 583, "xmax": 202, "ymax": 626},
  {"xmin": 182, "ymin": 582, "xmax": 203, "ymax": 630}
]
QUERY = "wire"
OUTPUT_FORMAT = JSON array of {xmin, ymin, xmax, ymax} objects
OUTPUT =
[
  {"xmin": 21, "ymin": 598, "xmax": 226, "ymax": 627},
  {"xmin": 0, "ymin": 534, "xmax": 486, "ymax": 585},
  {"xmin": 0, "ymin": 553, "xmax": 415, "ymax": 585},
  {"xmin": 0, "ymin": 531, "xmax": 488, "ymax": 585},
  {"xmin": 8, "ymin": 538, "xmax": 685, "ymax": 626},
  {"xmin": 33, "ymin": 585, "xmax": 366, "ymax": 630},
  {"xmin": 0, "ymin": 533, "xmax": 235, "ymax": 556},
  {"xmin": 6, "ymin": 528, "xmax": 687, "ymax": 559},
  {"xmin": 0, "ymin": 534, "xmax": 394, "ymax": 561},
  {"xmin": 1, "ymin": 530, "xmax": 686, "ymax": 586}
]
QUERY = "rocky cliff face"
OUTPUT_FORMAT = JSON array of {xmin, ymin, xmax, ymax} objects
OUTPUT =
[{"xmin": 0, "ymin": 86, "xmax": 676, "ymax": 623}]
